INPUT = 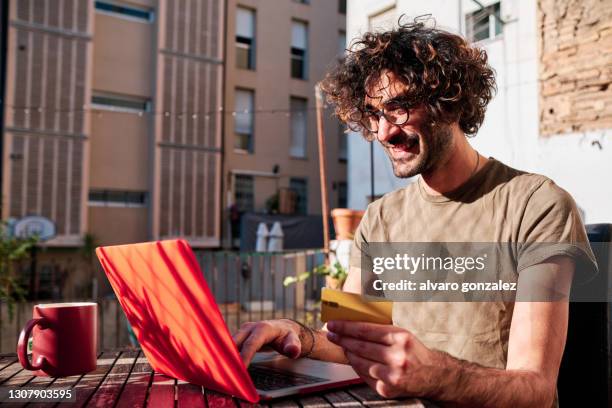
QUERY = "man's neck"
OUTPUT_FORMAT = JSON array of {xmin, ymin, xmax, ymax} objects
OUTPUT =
[{"xmin": 420, "ymin": 135, "xmax": 487, "ymax": 196}]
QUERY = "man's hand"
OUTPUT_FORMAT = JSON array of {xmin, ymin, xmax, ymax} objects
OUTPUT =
[
  {"xmin": 326, "ymin": 320, "xmax": 444, "ymax": 399},
  {"xmin": 233, "ymin": 319, "xmax": 304, "ymax": 366}
]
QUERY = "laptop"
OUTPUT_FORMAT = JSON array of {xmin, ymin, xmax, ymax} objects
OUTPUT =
[{"xmin": 96, "ymin": 239, "xmax": 361, "ymax": 402}]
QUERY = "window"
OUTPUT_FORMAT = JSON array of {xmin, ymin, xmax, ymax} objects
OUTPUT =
[
  {"xmin": 337, "ymin": 182, "xmax": 347, "ymax": 208},
  {"xmin": 234, "ymin": 175, "xmax": 254, "ymax": 212},
  {"xmin": 338, "ymin": 124, "xmax": 347, "ymax": 161},
  {"xmin": 338, "ymin": 30, "xmax": 347, "ymax": 57},
  {"xmin": 236, "ymin": 7, "xmax": 255, "ymax": 70},
  {"xmin": 291, "ymin": 21, "xmax": 308, "ymax": 79},
  {"xmin": 95, "ymin": 1, "xmax": 153, "ymax": 22},
  {"xmin": 92, "ymin": 93, "xmax": 151, "ymax": 113},
  {"xmin": 290, "ymin": 97, "xmax": 307, "ymax": 158},
  {"xmin": 89, "ymin": 190, "xmax": 147, "ymax": 207},
  {"xmin": 290, "ymin": 178, "xmax": 308, "ymax": 215},
  {"xmin": 338, "ymin": 0, "xmax": 347, "ymax": 14},
  {"xmin": 466, "ymin": 2, "xmax": 502, "ymax": 42},
  {"xmin": 234, "ymin": 89, "xmax": 254, "ymax": 152}
]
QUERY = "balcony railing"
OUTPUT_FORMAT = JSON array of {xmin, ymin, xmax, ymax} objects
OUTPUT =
[{"xmin": 0, "ymin": 249, "xmax": 326, "ymax": 353}]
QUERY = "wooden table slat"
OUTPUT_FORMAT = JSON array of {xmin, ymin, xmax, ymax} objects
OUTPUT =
[
  {"xmin": 0, "ymin": 352, "xmax": 434, "ymax": 407},
  {"xmin": 176, "ymin": 381, "xmax": 206, "ymax": 407},
  {"xmin": 204, "ymin": 388, "xmax": 239, "ymax": 408},
  {"xmin": 268, "ymin": 398, "xmax": 300, "ymax": 408},
  {"xmin": 0, "ymin": 361, "xmax": 25, "ymax": 385},
  {"xmin": 321, "ymin": 390, "xmax": 365, "ymax": 407},
  {"xmin": 146, "ymin": 374, "xmax": 176, "ymax": 407},
  {"xmin": 24, "ymin": 353, "xmax": 104, "ymax": 408},
  {"xmin": 0, "ymin": 355, "xmax": 18, "ymax": 372},
  {"xmin": 115, "ymin": 356, "xmax": 153, "ymax": 408},
  {"xmin": 347, "ymin": 386, "xmax": 426, "ymax": 408},
  {"xmin": 55, "ymin": 350, "xmax": 122, "ymax": 407},
  {"xmin": 297, "ymin": 395, "xmax": 333, "ymax": 407},
  {"xmin": 1, "ymin": 364, "xmax": 35, "ymax": 387},
  {"xmin": 236, "ymin": 398, "xmax": 267, "ymax": 408},
  {"xmin": 86, "ymin": 351, "xmax": 140, "ymax": 407}
]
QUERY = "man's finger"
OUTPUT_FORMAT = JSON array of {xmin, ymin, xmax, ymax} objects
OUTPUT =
[
  {"xmin": 233, "ymin": 326, "xmax": 254, "ymax": 349},
  {"xmin": 327, "ymin": 332, "xmax": 394, "ymax": 364},
  {"xmin": 280, "ymin": 330, "xmax": 301, "ymax": 359},
  {"xmin": 345, "ymin": 350, "xmax": 386, "ymax": 381},
  {"xmin": 239, "ymin": 327, "xmax": 278, "ymax": 366},
  {"xmin": 344, "ymin": 351, "xmax": 379, "ymax": 389},
  {"xmin": 327, "ymin": 320, "xmax": 399, "ymax": 345}
]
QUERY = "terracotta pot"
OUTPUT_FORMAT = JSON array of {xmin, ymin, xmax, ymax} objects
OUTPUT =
[
  {"xmin": 331, "ymin": 208, "xmax": 365, "ymax": 240},
  {"xmin": 325, "ymin": 276, "xmax": 343, "ymax": 290}
]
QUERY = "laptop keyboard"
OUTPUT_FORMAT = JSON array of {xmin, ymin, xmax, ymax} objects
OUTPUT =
[{"xmin": 248, "ymin": 365, "xmax": 328, "ymax": 391}]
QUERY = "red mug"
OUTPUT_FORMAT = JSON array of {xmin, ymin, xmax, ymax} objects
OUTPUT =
[{"xmin": 17, "ymin": 302, "xmax": 98, "ymax": 377}]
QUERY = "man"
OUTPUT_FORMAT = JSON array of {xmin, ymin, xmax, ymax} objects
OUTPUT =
[{"xmin": 233, "ymin": 20, "xmax": 596, "ymax": 407}]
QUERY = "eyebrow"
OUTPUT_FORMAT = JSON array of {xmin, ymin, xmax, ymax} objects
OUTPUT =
[{"xmin": 364, "ymin": 92, "xmax": 410, "ymax": 110}]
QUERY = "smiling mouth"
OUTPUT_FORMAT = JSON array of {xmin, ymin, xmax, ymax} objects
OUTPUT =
[{"xmin": 389, "ymin": 136, "xmax": 419, "ymax": 156}]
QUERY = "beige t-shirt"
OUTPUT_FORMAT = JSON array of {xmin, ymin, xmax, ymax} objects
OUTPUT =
[{"xmin": 350, "ymin": 158, "xmax": 597, "ymax": 369}]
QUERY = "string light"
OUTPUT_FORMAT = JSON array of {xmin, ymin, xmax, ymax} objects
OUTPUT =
[{"xmin": 5, "ymin": 104, "xmax": 331, "ymax": 118}]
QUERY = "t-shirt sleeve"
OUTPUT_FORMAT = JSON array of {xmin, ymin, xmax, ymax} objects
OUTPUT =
[
  {"xmin": 349, "ymin": 207, "xmax": 370, "ymax": 272},
  {"xmin": 516, "ymin": 179, "xmax": 598, "ymax": 282},
  {"xmin": 348, "ymin": 206, "xmax": 386, "ymax": 297}
]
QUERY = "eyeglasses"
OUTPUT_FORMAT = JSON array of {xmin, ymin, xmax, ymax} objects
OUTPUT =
[{"xmin": 350, "ymin": 103, "xmax": 410, "ymax": 133}]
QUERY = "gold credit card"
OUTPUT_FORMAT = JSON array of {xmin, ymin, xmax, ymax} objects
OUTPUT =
[{"xmin": 320, "ymin": 288, "xmax": 392, "ymax": 325}]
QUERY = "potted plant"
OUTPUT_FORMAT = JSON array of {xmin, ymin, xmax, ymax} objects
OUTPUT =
[
  {"xmin": 331, "ymin": 208, "xmax": 365, "ymax": 240},
  {"xmin": 0, "ymin": 222, "xmax": 38, "ymax": 319},
  {"xmin": 283, "ymin": 261, "xmax": 348, "ymax": 290}
]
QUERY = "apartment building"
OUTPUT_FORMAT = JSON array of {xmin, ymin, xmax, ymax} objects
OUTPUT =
[
  {"xmin": 1, "ymin": 0, "xmax": 221, "ymax": 254},
  {"xmin": 1, "ymin": 0, "xmax": 347, "ymax": 260},
  {"xmin": 224, "ymin": 0, "xmax": 348, "ymax": 239}
]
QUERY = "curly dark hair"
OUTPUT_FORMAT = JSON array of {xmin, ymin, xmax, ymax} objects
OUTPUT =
[{"xmin": 321, "ymin": 17, "xmax": 496, "ymax": 139}]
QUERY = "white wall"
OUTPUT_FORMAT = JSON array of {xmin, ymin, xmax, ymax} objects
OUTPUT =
[{"xmin": 346, "ymin": 0, "xmax": 612, "ymax": 224}]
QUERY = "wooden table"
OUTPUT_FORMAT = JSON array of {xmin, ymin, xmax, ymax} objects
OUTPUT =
[{"xmin": 0, "ymin": 350, "xmax": 434, "ymax": 407}]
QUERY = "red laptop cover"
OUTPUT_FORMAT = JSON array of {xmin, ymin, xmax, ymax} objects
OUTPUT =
[{"xmin": 96, "ymin": 240, "xmax": 259, "ymax": 403}]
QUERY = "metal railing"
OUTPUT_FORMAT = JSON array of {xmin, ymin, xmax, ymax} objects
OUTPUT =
[{"xmin": 0, "ymin": 249, "xmax": 326, "ymax": 353}]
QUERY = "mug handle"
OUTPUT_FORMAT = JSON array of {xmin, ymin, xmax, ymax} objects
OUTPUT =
[{"xmin": 17, "ymin": 318, "xmax": 47, "ymax": 371}]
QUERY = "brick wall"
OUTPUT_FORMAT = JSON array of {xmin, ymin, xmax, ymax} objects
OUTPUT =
[{"xmin": 538, "ymin": 0, "xmax": 612, "ymax": 136}]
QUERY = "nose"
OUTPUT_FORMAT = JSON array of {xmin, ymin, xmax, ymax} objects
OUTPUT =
[{"xmin": 376, "ymin": 115, "xmax": 401, "ymax": 143}]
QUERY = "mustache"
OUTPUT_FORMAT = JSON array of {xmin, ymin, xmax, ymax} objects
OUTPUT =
[{"xmin": 381, "ymin": 133, "xmax": 419, "ymax": 148}]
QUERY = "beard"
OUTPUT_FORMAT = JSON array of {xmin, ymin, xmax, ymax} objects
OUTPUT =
[{"xmin": 381, "ymin": 122, "xmax": 454, "ymax": 179}]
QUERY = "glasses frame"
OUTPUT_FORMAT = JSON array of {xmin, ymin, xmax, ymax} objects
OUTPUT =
[{"xmin": 351, "ymin": 103, "xmax": 411, "ymax": 134}]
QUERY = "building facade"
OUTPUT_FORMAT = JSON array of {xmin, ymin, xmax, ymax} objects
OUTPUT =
[
  {"xmin": 223, "ymin": 0, "xmax": 348, "ymax": 245},
  {"xmin": 1, "ymin": 0, "xmax": 225, "ymax": 297},
  {"xmin": 346, "ymin": 0, "xmax": 612, "ymax": 224},
  {"xmin": 2, "ymin": 0, "xmax": 347, "ymax": 254}
]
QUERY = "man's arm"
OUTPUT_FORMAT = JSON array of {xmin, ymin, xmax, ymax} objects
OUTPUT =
[{"xmin": 327, "ymin": 256, "xmax": 574, "ymax": 407}]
